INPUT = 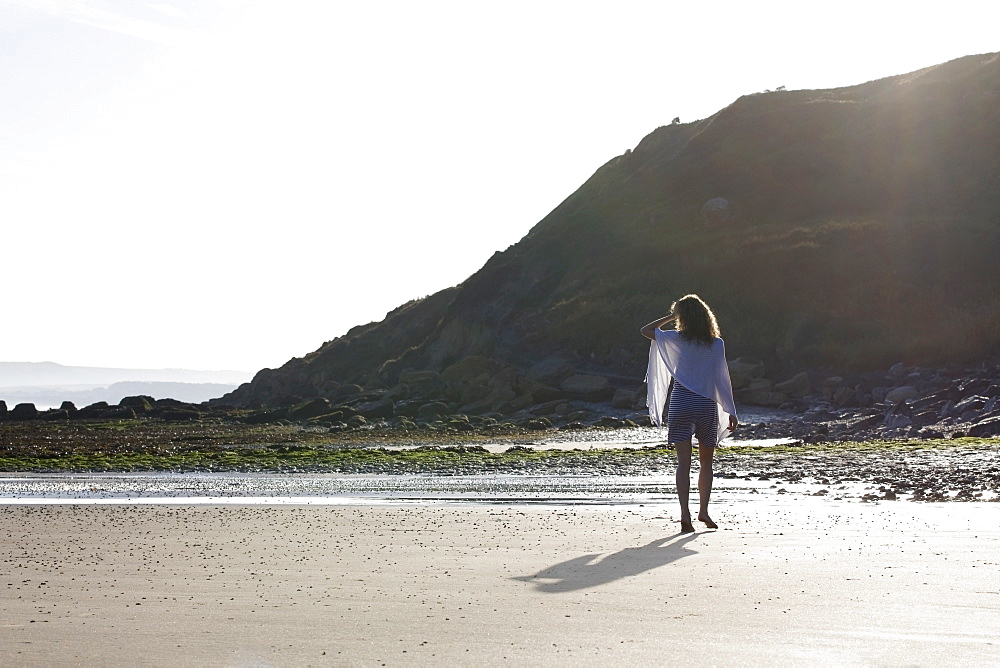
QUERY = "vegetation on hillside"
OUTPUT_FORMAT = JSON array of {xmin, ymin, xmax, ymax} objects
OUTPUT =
[{"xmin": 227, "ymin": 53, "xmax": 1000, "ymax": 401}]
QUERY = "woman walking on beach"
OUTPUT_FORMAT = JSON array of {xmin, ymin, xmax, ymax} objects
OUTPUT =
[{"xmin": 641, "ymin": 294, "xmax": 738, "ymax": 533}]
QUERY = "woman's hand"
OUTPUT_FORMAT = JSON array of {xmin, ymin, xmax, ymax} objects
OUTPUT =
[
  {"xmin": 639, "ymin": 312, "xmax": 677, "ymax": 340},
  {"xmin": 728, "ymin": 415, "xmax": 739, "ymax": 431}
]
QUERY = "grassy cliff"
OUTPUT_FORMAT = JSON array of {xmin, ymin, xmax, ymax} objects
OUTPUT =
[{"xmin": 227, "ymin": 53, "xmax": 1000, "ymax": 404}]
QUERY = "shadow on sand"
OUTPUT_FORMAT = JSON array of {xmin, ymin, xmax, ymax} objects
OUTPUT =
[{"xmin": 513, "ymin": 532, "xmax": 700, "ymax": 593}]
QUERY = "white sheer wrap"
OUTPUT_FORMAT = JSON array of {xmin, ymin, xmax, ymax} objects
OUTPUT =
[{"xmin": 646, "ymin": 328, "xmax": 738, "ymax": 445}]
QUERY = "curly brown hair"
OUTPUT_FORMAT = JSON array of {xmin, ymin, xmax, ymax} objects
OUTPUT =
[{"xmin": 672, "ymin": 294, "xmax": 721, "ymax": 345}]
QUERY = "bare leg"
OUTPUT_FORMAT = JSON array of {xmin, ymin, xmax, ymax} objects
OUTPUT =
[
  {"xmin": 674, "ymin": 440, "xmax": 695, "ymax": 532},
  {"xmin": 697, "ymin": 445, "xmax": 718, "ymax": 528}
]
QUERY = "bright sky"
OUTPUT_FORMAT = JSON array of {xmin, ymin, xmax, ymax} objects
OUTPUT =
[{"xmin": 1, "ymin": 1, "xmax": 996, "ymax": 373}]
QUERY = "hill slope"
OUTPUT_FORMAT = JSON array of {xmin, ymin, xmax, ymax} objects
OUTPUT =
[{"xmin": 223, "ymin": 53, "xmax": 1000, "ymax": 408}]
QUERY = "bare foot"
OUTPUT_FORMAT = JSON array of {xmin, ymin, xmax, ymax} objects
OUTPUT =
[
  {"xmin": 680, "ymin": 519, "xmax": 695, "ymax": 533},
  {"xmin": 697, "ymin": 513, "xmax": 718, "ymax": 529}
]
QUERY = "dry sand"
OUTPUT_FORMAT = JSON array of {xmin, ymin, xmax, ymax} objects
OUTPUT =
[{"xmin": 1, "ymin": 498, "xmax": 998, "ymax": 666}]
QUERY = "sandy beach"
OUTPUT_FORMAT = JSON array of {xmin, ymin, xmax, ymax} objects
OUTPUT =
[{"xmin": 2, "ymin": 498, "xmax": 998, "ymax": 666}]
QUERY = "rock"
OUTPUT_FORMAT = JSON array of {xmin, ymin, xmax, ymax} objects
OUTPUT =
[
  {"xmin": 393, "ymin": 400, "xmax": 425, "ymax": 418},
  {"xmin": 346, "ymin": 415, "xmax": 368, "ymax": 429},
  {"xmin": 150, "ymin": 400, "xmax": 203, "ymax": 420},
  {"xmin": 851, "ymin": 414, "xmax": 883, "ymax": 430},
  {"xmin": 485, "ymin": 383, "xmax": 517, "ymax": 408},
  {"xmin": 888, "ymin": 362, "xmax": 907, "ymax": 380},
  {"xmin": 120, "ymin": 395, "xmax": 154, "ymax": 413},
  {"xmin": 911, "ymin": 410, "xmax": 940, "ymax": 427},
  {"xmin": 353, "ymin": 397, "xmax": 395, "ymax": 419},
  {"xmin": 398, "ymin": 371, "xmax": 450, "ymax": 399},
  {"xmin": 59, "ymin": 401, "xmax": 78, "ymax": 413},
  {"xmin": 728, "ymin": 370, "xmax": 753, "ymax": 391},
  {"xmin": 0, "ymin": 400, "xmax": 7, "ymax": 417},
  {"xmin": 417, "ymin": 402, "xmax": 449, "ymax": 418},
  {"xmin": 884, "ymin": 386, "xmax": 919, "ymax": 404},
  {"xmin": 822, "ymin": 376, "xmax": 845, "ymax": 400},
  {"xmin": 456, "ymin": 400, "xmax": 493, "ymax": 415},
  {"xmin": 559, "ymin": 374, "xmax": 611, "ymax": 400},
  {"xmin": 739, "ymin": 389, "xmax": 787, "ymax": 407},
  {"xmin": 952, "ymin": 395, "xmax": 987, "ymax": 416},
  {"xmin": 529, "ymin": 400, "xmax": 570, "ymax": 416},
  {"xmin": 525, "ymin": 417, "xmax": 553, "ymax": 431},
  {"xmin": 611, "ymin": 388, "xmax": 638, "ymax": 409},
  {"xmin": 385, "ymin": 383, "xmax": 411, "ymax": 401},
  {"xmin": 10, "ymin": 403, "xmax": 39, "ymax": 420},
  {"xmin": 288, "ymin": 398, "xmax": 334, "ymax": 420},
  {"xmin": 504, "ymin": 393, "xmax": 535, "ymax": 412},
  {"xmin": 911, "ymin": 389, "xmax": 954, "ymax": 410},
  {"xmin": 331, "ymin": 384, "xmax": 364, "ymax": 401},
  {"xmin": 774, "ymin": 372, "xmax": 811, "ymax": 397},
  {"xmin": 147, "ymin": 406, "xmax": 197, "ymax": 420},
  {"xmin": 528, "ymin": 358, "xmax": 575, "ymax": 384},
  {"xmin": 969, "ymin": 416, "xmax": 1000, "ymax": 437},
  {"xmin": 318, "ymin": 379, "xmax": 342, "ymax": 396},
  {"xmin": 803, "ymin": 409, "xmax": 836, "ymax": 423},
  {"xmin": 41, "ymin": 409, "xmax": 71, "ymax": 421},
  {"xmin": 76, "ymin": 402, "xmax": 110, "ymax": 419},
  {"xmin": 728, "ymin": 357, "xmax": 766, "ymax": 380},
  {"xmin": 306, "ymin": 411, "xmax": 346, "ymax": 426},
  {"xmin": 832, "ymin": 387, "xmax": 857, "ymax": 407},
  {"xmin": 958, "ymin": 378, "xmax": 991, "ymax": 395},
  {"xmin": 883, "ymin": 414, "xmax": 912, "ymax": 429},
  {"xmin": 960, "ymin": 410, "xmax": 982, "ymax": 423},
  {"xmin": 441, "ymin": 356, "xmax": 503, "ymax": 389},
  {"xmin": 92, "ymin": 406, "xmax": 136, "ymax": 420}
]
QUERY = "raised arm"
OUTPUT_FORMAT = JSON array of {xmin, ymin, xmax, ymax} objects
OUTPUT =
[{"xmin": 640, "ymin": 312, "xmax": 677, "ymax": 340}]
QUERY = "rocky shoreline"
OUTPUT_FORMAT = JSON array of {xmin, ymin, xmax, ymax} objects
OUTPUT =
[{"xmin": 2, "ymin": 360, "xmax": 1000, "ymax": 446}]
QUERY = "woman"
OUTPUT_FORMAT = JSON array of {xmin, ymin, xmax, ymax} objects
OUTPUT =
[{"xmin": 641, "ymin": 294, "xmax": 738, "ymax": 533}]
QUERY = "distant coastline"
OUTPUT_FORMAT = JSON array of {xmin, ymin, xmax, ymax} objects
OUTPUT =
[
  {"xmin": 0, "ymin": 362, "xmax": 253, "ymax": 408},
  {"xmin": 0, "ymin": 381, "xmax": 240, "ymax": 410}
]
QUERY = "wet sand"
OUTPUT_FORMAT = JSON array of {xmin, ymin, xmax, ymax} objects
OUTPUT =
[{"xmin": 2, "ymin": 500, "xmax": 998, "ymax": 666}]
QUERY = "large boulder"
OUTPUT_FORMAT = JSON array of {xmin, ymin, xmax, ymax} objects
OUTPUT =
[
  {"xmin": 120, "ymin": 395, "xmax": 154, "ymax": 413},
  {"xmin": 528, "ymin": 358, "xmax": 575, "ymax": 384},
  {"xmin": 0, "ymin": 400, "xmax": 8, "ymax": 418},
  {"xmin": 92, "ymin": 405, "xmax": 136, "ymax": 420},
  {"xmin": 10, "ymin": 403, "xmax": 39, "ymax": 420},
  {"xmin": 417, "ymin": 402, "xmax": 449, "ymax": 418},
  {"xmin": 728, "ymin": 358, "xmax": 766, "ymax": 390},
  {"xmin": 331, "ymin": 384, "xmax": 364, "ymax": 401},
  {"xmin": 611, "ymin": 388, "xmax": 639, "ymax": 409},
  {"xmin": 442, "ymin": 356, "xmax": 503, "ymax": 390},
  {"xmin": 832, "ymin": 386, "xmax": 858, "ymax": 407},
  {"xmin": 775, "ymin": 372, "xmax": 811, "ymax": 398},
  {"xmin": 969, "ymin": 416, "xmax": 1000, "ymax": 437},
  {"xmin": 353, "ymin": 397, "xmax": 395, "ymax": 419},
  {"xmin": 154, "ymin": 407, "xmax": 203, "ymax": 421},
  {"xmin": 76, "ymin": 402, "xmax": 110, "ymax": 419},
  {"xmin": 952, "ymin": 395, "xmax": 988, "ymax": 416},
  {"xmin": 288, "ymin": 398, "xmax": 334, "ymax": 420},
  {"xmin": 398, "ymin": 371, "xmax": 451, "ymax": 400},
  {"xmin": 885, "ymin": 386, "xmax": 919, "ymax": 404},
  {"xmin": 559, "ymin": 374, "xmax": 611, "ymax": 401}
]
